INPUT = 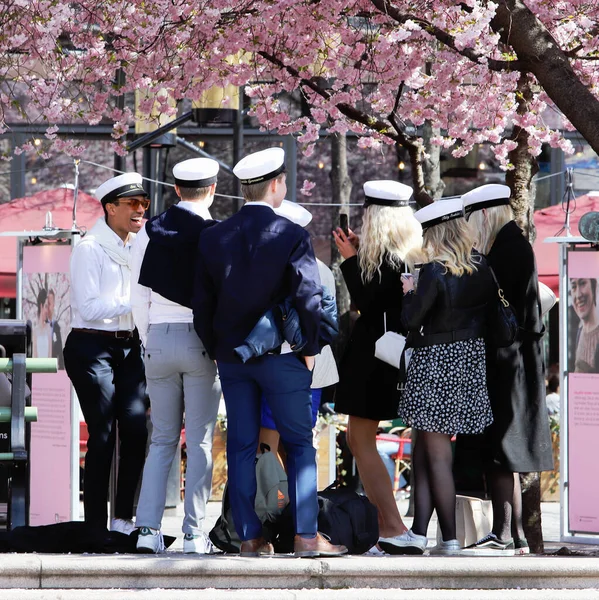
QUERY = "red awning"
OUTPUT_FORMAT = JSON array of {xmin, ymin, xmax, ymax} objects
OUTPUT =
[
  {"xmin": 0, "ymin": 273, "xmax": 15, "ymax": 299},
  {"xmin": 533, "ymin": 192, "xmax": 599, "ymax": 297}
]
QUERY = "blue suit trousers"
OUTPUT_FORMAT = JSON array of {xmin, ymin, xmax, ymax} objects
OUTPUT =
[{"xmin": 218, "ymin": 353, "xmax": 318, "ymax": 541}]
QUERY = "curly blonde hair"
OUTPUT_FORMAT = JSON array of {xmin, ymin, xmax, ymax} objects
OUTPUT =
[
  {"xmin": 358, "ymin": 205, "xmax": 423, "ymax": 283},
  {"xmin": 422, "ymin": 217, "xmax": 478, "ymax": 276},
  {"xmin": 468, "ymin": 204, "xmax": 513, "ymax": 255}
]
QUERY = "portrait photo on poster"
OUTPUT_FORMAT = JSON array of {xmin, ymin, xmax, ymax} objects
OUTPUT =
[
  {"xmin": 568, "ymin": 251, "xmax": 599, "ymax": 374},
  {"xmin": 22, "ymin": 272, "xmax": 70, "ymax": 370}
]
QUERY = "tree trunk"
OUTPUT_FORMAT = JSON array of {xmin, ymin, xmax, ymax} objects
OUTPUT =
[
  {"xmin": 422, "ymin": 120, "xmax": 445, "ymax": 200},
  {"xmin": 329, "ymin": 133, "xmax": 353, "ymax": 356},
  {"xmin": 520, "ymin": 473, "xmax": 544, "ymax": 553},
  {"xmin": 505, "ymin": 74, "xmax": 539, "ymax": 240},
  {"xmin": 505, "ymin": 74, "xmax": 543, "ymax": 553}
]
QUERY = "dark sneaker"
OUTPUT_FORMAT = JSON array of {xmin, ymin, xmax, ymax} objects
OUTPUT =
[
  {"xmin": 462, "ymin": 532, "xmax": 515, "ymax": 556},
  {"xmin": 514, "ymin": 538, "xmax": 530, "ymax": 555}
]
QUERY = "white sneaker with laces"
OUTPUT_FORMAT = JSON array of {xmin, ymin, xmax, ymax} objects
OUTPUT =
[
  {"xmin": 110, "ymin": 518, "xmax": 136, "ymax": 535},
  {"xmin": 183, "ymin": 531, "xmax": 214, "ymax": 554},
  {"xmin": 429, "ymin": 539, "xmax": 462, "ymax": 556},
  {"xmin": 378, "ymin": 529, "xmax": 427, "ymax": 555},
  {"xmin": 136, "ymin": 526, "xmax": 165, "ymax": 554}
]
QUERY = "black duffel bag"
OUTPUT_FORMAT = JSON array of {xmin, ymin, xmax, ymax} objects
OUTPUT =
[{"xmin": 274, "ymin": 482, "xmax": 379, "ymax": 555}]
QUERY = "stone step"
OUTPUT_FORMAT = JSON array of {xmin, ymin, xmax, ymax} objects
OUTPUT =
[
  {"xmin": 3, "ymin": 590, "xmax": 599, "ymax": 600},
  {"xmin": 2, "ymin": 554, "xmax": 599, "ymax": 592}
]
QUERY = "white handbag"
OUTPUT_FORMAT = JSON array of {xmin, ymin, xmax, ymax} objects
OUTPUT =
[
  {"xmin": 375, "ymin": 313, "xmax": 410, "ymax": 369},
  {"xmin": 538, "ymin": 281, "xmax": 557, "ymax": 317}
]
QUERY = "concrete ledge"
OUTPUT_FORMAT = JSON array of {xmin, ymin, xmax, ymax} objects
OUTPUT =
[{"xmin": 2, "ymin": 554, "xmax": 599, "ymax": 591}]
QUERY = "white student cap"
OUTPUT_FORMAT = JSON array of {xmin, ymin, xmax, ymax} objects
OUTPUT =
[
  {"xmin": 363, "ymin": 180, "xmax": 413, "ymax": 208},
  {"xmin": 233, "ymin": 147, "xmax": 286, "ymax": 185},
  {"xmin": 95, "ymin": 173, "xmax": 148, "ymax": 205},
  {"xmin": 462, "ymin": 184, "xmax": 510, "ymax": 221},
  {"xmin": 273, "ymin": 200, "xmax": 313, "ymax": 227},
  {"xmin": 414, "ymin": 197, "xmax": 464, "ymax": 230},
  {"xmin": 172, "ymin": 157, "xmax": 219, "ymax": 188}
]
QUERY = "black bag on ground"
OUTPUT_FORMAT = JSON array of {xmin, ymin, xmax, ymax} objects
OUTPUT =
[{"xmin": 274, "ymin": 482, "xmax": 379, "ymax": 555}]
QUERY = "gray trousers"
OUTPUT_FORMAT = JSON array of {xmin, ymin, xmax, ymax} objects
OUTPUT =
[{"xmin": 136, "ymin": 323, "xmax": 221, "ymax": 534}]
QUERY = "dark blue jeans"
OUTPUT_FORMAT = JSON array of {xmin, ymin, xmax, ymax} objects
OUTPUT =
[
  {"xmin": 64, "ymin": 330, "xmax": 148, "ymax": 528},
  {"xmin": 218, "ymin": 353, "xmax": 318, "ymax": 541}
]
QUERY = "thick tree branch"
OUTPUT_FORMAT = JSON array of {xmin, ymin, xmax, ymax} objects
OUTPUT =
[{"xmin": 491, "ymin": 0, "xmax": 599, "ymax": 157}]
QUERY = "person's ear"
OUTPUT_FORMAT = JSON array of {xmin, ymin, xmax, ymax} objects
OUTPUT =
[
  {"xmin": 105, "ymin": 203, "xmax": 117, "ymax": 217},
  {"xmin": 174, "ymin": 185, "xmax": 181, "ymax": 198}
]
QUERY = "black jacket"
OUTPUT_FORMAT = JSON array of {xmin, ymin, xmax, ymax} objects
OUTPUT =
[{"xmin": 401, "ymin": 252, "xmax": 494, "ymax": 345}]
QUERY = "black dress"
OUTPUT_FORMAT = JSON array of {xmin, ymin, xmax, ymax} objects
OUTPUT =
[
  {"xmin": 334, "ymin": 255, "xmax": 405, "ymax": 421},
  {"xmin": 484, "ymin": 221, "xmax": 553, "ymax": 472}
]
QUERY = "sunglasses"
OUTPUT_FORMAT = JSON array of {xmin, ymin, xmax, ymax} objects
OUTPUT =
[{"xmin": 115, "ymin": 198, "xmax": 151, "ymax": 211}]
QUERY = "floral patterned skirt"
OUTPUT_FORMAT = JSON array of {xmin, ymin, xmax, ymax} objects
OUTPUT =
[{"xmin": 398, "ymin": 337, "xmax": 493, "ymax": 435}]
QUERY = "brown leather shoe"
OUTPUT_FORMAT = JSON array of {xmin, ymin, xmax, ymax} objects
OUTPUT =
[
  {"xmin": 240, "ymin": 537, "xmax": 274, "ymax": 557},
  {"xmin": 294, "ymin": 533, "xmax": 348, "ymax": 558}
]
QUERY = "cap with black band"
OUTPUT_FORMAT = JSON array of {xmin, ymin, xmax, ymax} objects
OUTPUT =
[
  {"xmin": 414, "ymin": 197, "xmax": 464, "ymax": 230},
  {"xmin": 233, "ymin": 147, "xmax": 286, "ymax": 185},
  {"xmin": 462, "ymin": 184, "xmax": 510, "ymax": 221},
  {"xmin": 173, "ymin": 157, "xmax": 219, "ymax": 188},
  {"xmin": 95, "ymin": 173, "xmax": 148, "ymax": 205},
  {"xmin": 363, "ymin": 180, "xmax": 413, "ymax": 208}
]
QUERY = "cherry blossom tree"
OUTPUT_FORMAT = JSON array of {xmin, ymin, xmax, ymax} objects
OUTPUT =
[{"xmin": 5, "ymin": 0, "xmax": 594, "ymax": 552}]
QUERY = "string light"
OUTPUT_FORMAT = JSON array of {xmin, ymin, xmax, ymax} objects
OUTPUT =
[{"xmin": 398, "ymin": 161, "xmax": 405, "ymax": 170}]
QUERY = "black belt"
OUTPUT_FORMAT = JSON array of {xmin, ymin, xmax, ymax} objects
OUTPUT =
[
  {"xmin": 410, "ymin": 327, "xmax": 484, "ymax": 348},
  {"xmin": 72, "ymin": 328, "xmax": 135, "ymax": 340}
]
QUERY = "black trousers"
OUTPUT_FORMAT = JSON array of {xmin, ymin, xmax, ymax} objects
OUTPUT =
[{"xmin": 64, "ymin": 330, "xmax": 148, "ymax": 528}]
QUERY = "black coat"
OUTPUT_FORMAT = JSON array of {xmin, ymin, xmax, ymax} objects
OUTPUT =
[
  {"xmin": 334, "ymin": 255, "xmax": 405, "ymax": 421},
  {"xmin": 485, "ymin": 220, "xmax": 553, "ymax": 472}
]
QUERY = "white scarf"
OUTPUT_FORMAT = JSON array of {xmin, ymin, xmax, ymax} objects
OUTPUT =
[{"xmin": 88, "ymin": 217, "xmax": 136, "ymax": 330}]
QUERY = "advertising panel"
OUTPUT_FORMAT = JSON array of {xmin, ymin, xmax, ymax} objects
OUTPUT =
[{"xmin": 22, "ymin": 243, "xmax": 73, "ymax": 525}]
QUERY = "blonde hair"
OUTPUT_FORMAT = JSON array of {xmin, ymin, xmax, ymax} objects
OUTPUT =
[
  {"xmin": 358, "ymin": 205, "xmax": 423, "ymax": 283},
  {"xmin": 468, "ymin": 204, "xmax": 513, "ymax": 255},
  {"xmin": 178, "ymin": 185, "xmax": 213, "ymax": 201},
  {"xmin": 422, "ymin": 217, "xmax": 478, "ymax": 276}
]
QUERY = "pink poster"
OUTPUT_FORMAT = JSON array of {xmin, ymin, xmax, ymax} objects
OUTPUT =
[
  {"xmin": 567, "ymin": 250, "xmax": 599, "ymax": 533},
  {"xmin": 23, "ymin": 244, "xmax": 73, "ymax": 525}
]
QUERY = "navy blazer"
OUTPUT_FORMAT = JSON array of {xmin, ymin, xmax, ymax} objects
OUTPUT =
[{"xmin": 193, "ymin": 204, "xmax": 323, "ymax": 362}]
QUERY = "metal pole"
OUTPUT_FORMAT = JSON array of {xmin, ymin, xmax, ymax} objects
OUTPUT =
[
  {"xmin": 113, "ymin": 68, "xmax": 127, "ymax": 175},
  {"xmin": 232, "ymin": 89, "xmax": 244, "ymax": 212}
]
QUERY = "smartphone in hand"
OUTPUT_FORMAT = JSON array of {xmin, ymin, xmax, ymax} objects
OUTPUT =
[{"xmin": 339, "ymin": 213, "xmax": 349, "ymax": 237}]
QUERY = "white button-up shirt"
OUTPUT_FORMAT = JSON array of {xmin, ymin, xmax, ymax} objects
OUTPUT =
[
  {"xmin": 70, "ymin": 225, "xmax": 134, "ymax": 331},
  {"xmin": 130, "ymin": 201, "xmax": 212, "ymax": 347}
]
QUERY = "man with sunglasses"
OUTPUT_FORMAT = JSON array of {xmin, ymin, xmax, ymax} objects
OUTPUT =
[
  {"xmin": 130, "ymin": 158, "xmax": 221, "ymax": 554},
  {"xmin": 64, "ymin": 172, "xmax": 150, "ymax": 534}
]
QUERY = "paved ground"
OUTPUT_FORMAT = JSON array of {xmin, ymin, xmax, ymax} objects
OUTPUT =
[{"xmin": 159, "ymin": 497, "xmax": 593, "ymax": 555}]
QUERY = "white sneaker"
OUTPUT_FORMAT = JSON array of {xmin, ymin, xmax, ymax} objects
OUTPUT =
[
  {"xmin": 378, "ymin": 530, "xmax": 427, "ymax": 555},
  {"xmin": 365, "ymin": 544, "xmax": 386, "ymax": 556},
  {"xmin": 110, "ymin": 518, "xmax": 136, "ymax": 535},
  {"xmin": 429, "ymin": 539, "xmax": 462, "ymax": 556},
  {"xmin": 136, "ymin": 526, "xmax": 165, "ymax": 554},
  {"xmin": 183, "ymin": 531, "xmax": 214, "ymax": 554}
]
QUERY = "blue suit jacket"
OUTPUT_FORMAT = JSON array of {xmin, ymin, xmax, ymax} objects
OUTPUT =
[{"xmin": 193, "ymin": 204, "xmax": 323, "ymax": 362}]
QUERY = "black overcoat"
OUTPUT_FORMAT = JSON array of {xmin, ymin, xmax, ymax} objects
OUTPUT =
[
  {"xmin": 334, "ymin": 255, "xmax": 405, "ymax": 421},
  {"xmin": 485, "ymin": 220, "xmax": 553, "ymax": 472}
]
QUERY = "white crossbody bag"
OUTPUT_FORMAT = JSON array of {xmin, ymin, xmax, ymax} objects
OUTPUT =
[{"xmin": 374, "ymin": 312, "xmax": 410, "ymax": 369}]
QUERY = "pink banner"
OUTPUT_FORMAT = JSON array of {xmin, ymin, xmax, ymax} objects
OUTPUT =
[
  {"xmin": 23, "ymin": 243, "xmax": 74, "ymax": 525},
  {"xmin": 567, "ymin": 249, "xmax": 599, "ymax": 533}
]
